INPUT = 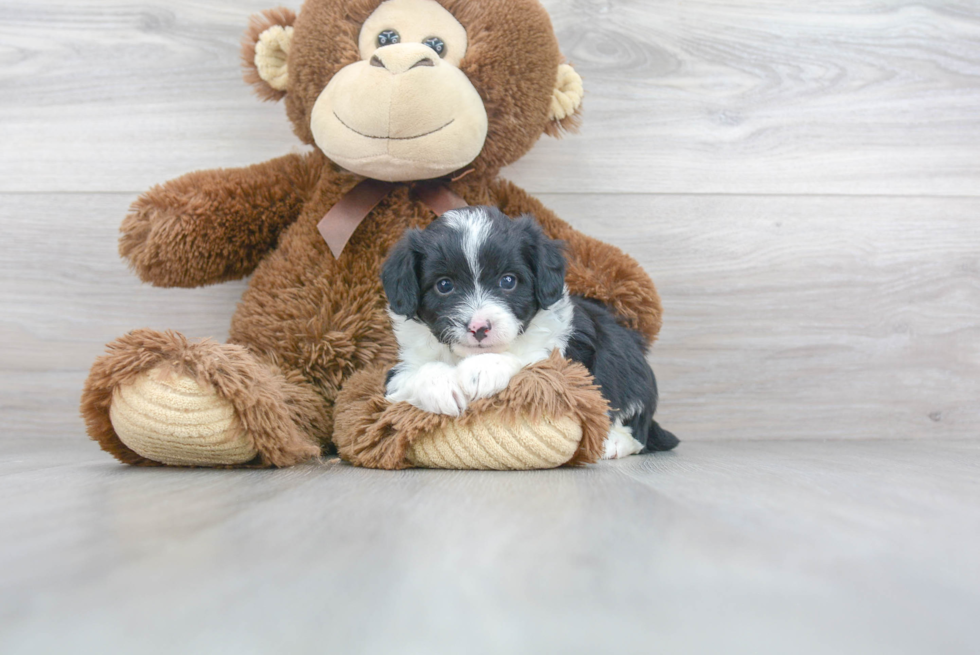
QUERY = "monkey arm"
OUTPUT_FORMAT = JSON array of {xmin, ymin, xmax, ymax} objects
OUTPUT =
[
  {"xmin": 490, "ymin": 179, "xmax": 663, "ymax": 346},
  {"xmin": 119, "ymin": 152, "xmax": 325, "ymax": 288}
]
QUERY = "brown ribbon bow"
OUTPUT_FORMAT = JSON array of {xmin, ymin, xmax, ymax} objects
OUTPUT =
[{"xmin": 317, "ymin": 179, "xmax": 469, "ymax": 259}]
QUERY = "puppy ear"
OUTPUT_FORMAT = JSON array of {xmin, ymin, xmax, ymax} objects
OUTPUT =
[
  {"xmin": 242, "ymin": 7, "xmax": 297, "ymax": 101},
  {"xmin": 517, "ymin": 216, "xmax": 567, "ymax": 308},
  {"xmin": 382, "ymin": 230, "xmax": 423, "ymax": 318}
]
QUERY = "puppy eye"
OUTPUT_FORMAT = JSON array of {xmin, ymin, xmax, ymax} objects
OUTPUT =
[
  {"xmin": 422, "ymin": 36, "xmax": 446, "ymax": 57},
  {"xmin": 499, "ymin": 275, "xmax": 517, "ymax": 290},
  {"xmin": 377, "ymin": 30, "xmax": 400, "ymax": 47},
  {"xmin": 435, "ymin": 278, "xmax": 454, "ymax": 295}
]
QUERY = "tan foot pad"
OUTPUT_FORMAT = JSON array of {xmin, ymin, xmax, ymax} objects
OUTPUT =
[
  {"xmin": 109, "ymin": 368, "xmax": 257, "ymax": 467},
  {"xmin": 333, "ymin": 352, "xmax": 610, "ymax": 470},
  {"xmin": 408, "ymin": 414, "xmax": 582, "ymax": 470}
]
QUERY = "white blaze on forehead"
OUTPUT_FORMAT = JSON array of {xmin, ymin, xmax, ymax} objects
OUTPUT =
[
  {"xmin": 441, "ymin": 208, "xmax": 516, "ymax": 354},
  {"xmin": 442, "ymin": 208, "xmax": 491, "ymax": 283}
]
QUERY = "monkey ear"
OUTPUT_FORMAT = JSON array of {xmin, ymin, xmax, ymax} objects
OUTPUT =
[
  {"xmin": 242, "ymin": 7, "xmax": 297, "ymax": 102},
  {"xmin": 545, "ymin": 63, "xmax": 584, "ymax": 138}
]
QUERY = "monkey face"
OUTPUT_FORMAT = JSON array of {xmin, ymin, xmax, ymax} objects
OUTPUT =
[
  {"xmin": 245, "ymin": 0, "xmax": 584, "ymax": 181},
  {"xmin": 309, "ymin": 0, "xmax": 489, "ymax": 182}
]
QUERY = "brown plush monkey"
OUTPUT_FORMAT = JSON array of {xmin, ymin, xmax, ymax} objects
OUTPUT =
[{"xmin": 81, "ymin": 0, "xmax": 663, "ymax": 469}]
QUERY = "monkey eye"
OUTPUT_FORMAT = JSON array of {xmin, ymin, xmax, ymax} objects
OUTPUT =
[
  {"xmin": 436, "ymin": 278, "xmax": 455, "ymax": 295},
  {"xmin": 499, "ymin": 275, "xmax": 517, "ymax": 290},
  {"xmin": 422, "ymin": 36, "xmax": 446, "ymax": 57},
  {"xmin": 377, "ymin": 30, "xmax": 400, "ymax": 47}
]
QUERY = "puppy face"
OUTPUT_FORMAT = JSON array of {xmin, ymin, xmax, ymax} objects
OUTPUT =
[{"xmin": 382, "ymin": 207, "xmax": 566, "ymax": 358}]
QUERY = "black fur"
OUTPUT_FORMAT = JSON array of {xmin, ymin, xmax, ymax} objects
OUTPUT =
[
  {"xmin": 381, "ymin": 206, "xmax": 678, "ymax": 453},
  {"xmin": 565, "ymin": 297, "xmax": 678, "ymax": 452},
  {"xmin": 381, "ymin": 211, "xmax": 559, "ymax": 346},
  {"xmin": 525, "ymin": 217, "xmax": 566, "ymax": 309},
  {"xmin": 380, "ymin": 230, "xmax": 423, "ymax": 318}
]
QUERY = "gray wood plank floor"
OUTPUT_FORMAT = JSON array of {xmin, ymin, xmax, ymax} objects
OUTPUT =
[{"xmin": 2, "ymin": 439, "xmax": 979, "ymax": 654}]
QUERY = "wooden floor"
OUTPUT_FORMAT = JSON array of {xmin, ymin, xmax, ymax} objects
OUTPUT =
[
  {"xmin": 1, "ymin": 438, "xmax": 979, "ymax": 654},
  {"xmin": 2, "ymin": 1, "xmax": 980, "ymax": 652}
]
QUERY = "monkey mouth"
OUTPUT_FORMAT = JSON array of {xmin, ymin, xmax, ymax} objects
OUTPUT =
[{"xmin": 333, "ymin": 112, "xmax": 455, "ymax": 141}]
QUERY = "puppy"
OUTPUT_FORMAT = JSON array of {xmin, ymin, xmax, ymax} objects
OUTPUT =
[{"xmin": 381, "ymin": 206, "xmax": 678, "ymax": 458}]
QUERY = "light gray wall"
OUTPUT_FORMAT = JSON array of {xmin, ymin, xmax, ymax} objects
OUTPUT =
[{"xmin": 2, "ymin": 0, "xmax": 978, "ymax": 442}]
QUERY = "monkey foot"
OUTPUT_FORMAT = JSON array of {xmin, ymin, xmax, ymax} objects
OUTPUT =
[
  {"xmin": 109, "ymin": 367, "xmax": 256, "ymax": 466},
  {"xmin": 81, "ymin": 329, "xmax": 323, "ymax": 468},
  {"xmin": 333, "ymin": 351, "xmax": 611, "ymax": 470}
]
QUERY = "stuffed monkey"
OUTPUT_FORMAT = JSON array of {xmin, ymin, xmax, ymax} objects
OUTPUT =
[{"xmin": 81, "ymin": 0, "xmax": 663, "ymax": 469}]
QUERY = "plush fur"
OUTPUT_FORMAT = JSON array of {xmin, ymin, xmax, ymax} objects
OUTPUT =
[
  {"xmin": 380, "ymin": 207, "xmax": 677, "ymax": 456},
  {"xmin": 264, "ymin": 0, "xmax": 580, "ymax": 168},
  {"xmin": 82, "ymin": 329, "xmax": 325, "ymax": 467},
  {"xmin": 80, "ymin": 0, "xmax": 664, "ymax": 468},
  {"xmin": 242, "ymin": 8, "xmax": 298, "ymax": 102},
  {"xmin": 333, "ymin": 351, "xmax": 609, "ymax": 469}
]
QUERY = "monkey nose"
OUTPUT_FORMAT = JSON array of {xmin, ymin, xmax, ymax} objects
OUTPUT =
[
  {"xmin": 370, "ymin": 44, "xmax": 438, "ymax": 75},
  {"xmin": 469, "ymin": 321, "xmax": 492, "ymax": 342}
]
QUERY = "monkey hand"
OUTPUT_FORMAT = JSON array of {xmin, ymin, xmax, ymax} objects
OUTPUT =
[{"xmin": 119, "ymin": 155, "xmax": 315, "ymax": 288}]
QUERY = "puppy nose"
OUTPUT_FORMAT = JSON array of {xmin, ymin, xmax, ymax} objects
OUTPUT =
[
  {"xmin": 370, "ymin": 44, "xmax": 438, "ymax": 75},
  {"xmin": 469, "ymin": 321, "xmax": 492, "ymax": 342}
]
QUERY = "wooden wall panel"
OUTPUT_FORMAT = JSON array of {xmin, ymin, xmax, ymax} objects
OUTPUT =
[
  {"xmin": 3, "ymin": 193, "xmax": 977, "ymax": 441},
  {"xmin": 540, "ymin": 193, "xmax": 980, "ymax": 440},
  {"xmin": 1, "ymin": 1, "xmax": 978, "ymax": 195},
  {"xmin": 1, "ymin": 0, "xmax": 978, "ymax": 443}
]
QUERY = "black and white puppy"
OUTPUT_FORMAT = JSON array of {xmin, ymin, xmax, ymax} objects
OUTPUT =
[{"xmin": 381, "ymin": 206, "xmax": 678, "ymax": 458}]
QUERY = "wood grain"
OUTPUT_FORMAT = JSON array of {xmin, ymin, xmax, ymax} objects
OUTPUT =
[
  {"xmin": 0, "ymin": 192, "xmax": 245, "ymax": 438},
  {"xmin": 1, "ymin": 1, "xmax": 979, "ymax": 195},
  {"xmin": 2, "ymin": 3, "xmax": 980, "ymax": 651},
  {"xmin": 1, "ymin": 439, "xmax": 979, "ymax": 654},
  {"xmin": 516, "ymin": 0, "xmax": 980, "ymax": 195},
  {"xmin": 541, "ymin": 192, "xmax": 980, "ymax": 441},
  {"xmin": 3, "ymin": 192, "xmax": 978, "ymax": 442}
]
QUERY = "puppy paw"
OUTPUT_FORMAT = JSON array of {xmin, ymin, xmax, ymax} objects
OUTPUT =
[
  {"xmin": 413, "ymin": 364, "xmax": 469, "ymax": 416},
  {"xmin": 386, "ymin": 363, "xmax": 468, "ymax": 416},
  {"xmin": 456, "ymin": 354, "xmax": 523, "ymax": 401},
  {"xmin": 602, "ymin": 422, "xmax": 644, "ymax": 460},
  {"xmin": 415, "ymin": 377, "xmax": 468, "ymax": 416}
]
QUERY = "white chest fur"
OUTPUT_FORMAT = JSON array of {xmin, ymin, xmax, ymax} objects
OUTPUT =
[{"xmin": 385, "ymin": 293, "xmax": 574, "ymax": 415}]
